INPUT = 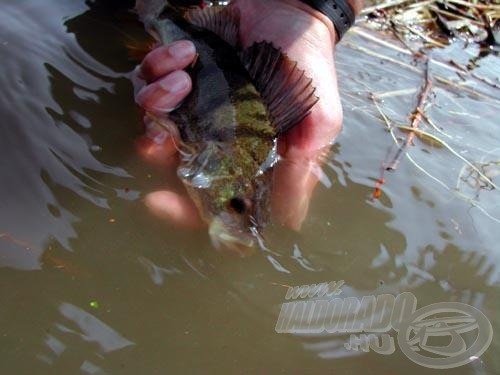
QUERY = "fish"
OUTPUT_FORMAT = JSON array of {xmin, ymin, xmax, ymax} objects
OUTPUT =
[{"xmin": 135, "ymin": 1, "xmax": 318, "ymax": 253}]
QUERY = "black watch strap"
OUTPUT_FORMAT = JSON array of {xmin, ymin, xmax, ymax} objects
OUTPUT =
[{"xmin": 299, "ymin": 0, "xmax": 355, "ymax": 41}]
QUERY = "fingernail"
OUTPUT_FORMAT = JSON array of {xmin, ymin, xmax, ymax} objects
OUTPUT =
[
  {"xmin": 168, "ymin": 40, "xmax": 195, "ymax": 60},
  {"xmin": 158, "ymin": 70, "xmax": 189, "ymax": 93}
]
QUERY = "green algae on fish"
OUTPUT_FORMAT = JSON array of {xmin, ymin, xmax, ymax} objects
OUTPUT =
[{"xmin": 135, "ymin": 1, "xmax": 318, "ymax": 253}]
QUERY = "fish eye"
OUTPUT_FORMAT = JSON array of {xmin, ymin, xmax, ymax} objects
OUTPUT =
[{"xmin": 229, "ymin": 197, "xmax": 248, "ymax": 214}]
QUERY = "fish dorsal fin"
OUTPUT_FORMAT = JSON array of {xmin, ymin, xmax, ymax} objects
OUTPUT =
[
  {"xmin": 239, "ymin": 42, "xmax": 319, "ymax": 135},
  {"xmin": 185, "ymin": 6, "xmax": 240, "ymax": 48}
]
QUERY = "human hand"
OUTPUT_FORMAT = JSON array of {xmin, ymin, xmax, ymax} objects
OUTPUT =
[{"xmin": 134, "ymin": 0, "xmax": 343, "ymax": 230}]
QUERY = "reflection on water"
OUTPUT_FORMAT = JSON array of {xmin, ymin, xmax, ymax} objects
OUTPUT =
[
  {"xmin": 37, "ymin": 302, "xmax": 135, "ymax": 370},
  {"xmin": 0, "ymin": 1, "xmax": 499, "ymax": 374},
  {"xmin": 0, "ymin": 0, "xmax": 135, "ymax": 270}
]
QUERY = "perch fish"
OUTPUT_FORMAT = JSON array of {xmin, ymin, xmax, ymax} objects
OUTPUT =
[{"xmin": 135, "ymin": 0, "xmax": 318, "ymax": 253}]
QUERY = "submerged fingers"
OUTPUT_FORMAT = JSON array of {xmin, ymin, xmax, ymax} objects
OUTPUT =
[
  {"xmin": 145, "ymin": 191, "xmax": 203, "ymax": 229},
  {"xmin": 134, "ymin": 41, "xmax": 197, "ymax": 164},
  {"xmin": 271, "ymin": 153, "xmax": 321, "ymax": 231},
  {"xmin": 135, "ymin": 70, "xmax": 192, "ymax": 114},
  {"xmin": 135, "ymin": 40, "xmax": 196, "ymax": 115},
  {"xmin": 135, "ymin": 117, "xmax": 180, "ymax": 165},
  {"xmin": 139, "ymin": 40, "xmax": 196, "ymax": 83}
]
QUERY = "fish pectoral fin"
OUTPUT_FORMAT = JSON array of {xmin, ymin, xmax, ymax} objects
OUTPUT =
[
  {"xmin": 239, "ymin": 42, "xmax": 319, "ymax": 136},
  {"xmin": 185, "ymin": 6, "xmax": 240, "ymax": 48}
]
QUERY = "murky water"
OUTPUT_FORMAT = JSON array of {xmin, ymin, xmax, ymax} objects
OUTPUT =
[{"xmin": 1, "ymin": 1, "xmax": 499, "ymax": 374}]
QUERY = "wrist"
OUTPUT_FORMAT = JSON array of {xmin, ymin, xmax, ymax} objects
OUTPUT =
[
  {"xmin": 276, "ymin": 0, "xmax": 339, "ymax": 44},
  {"xmin": 297, "ymin": 0, "xmax": 356, "ymax": 41}
]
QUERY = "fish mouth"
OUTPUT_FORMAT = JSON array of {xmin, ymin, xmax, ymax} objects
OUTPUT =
[{"xmin": 208, "ymin": 217, "xmax": 256, "ymax": 256}]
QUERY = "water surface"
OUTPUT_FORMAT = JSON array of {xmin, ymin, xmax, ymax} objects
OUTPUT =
[{"xmin": 0, "ymin": 1, "xmax": 499, "ymax": 374}]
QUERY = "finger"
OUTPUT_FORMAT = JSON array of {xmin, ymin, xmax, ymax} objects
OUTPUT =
[
  {"xmin": 139, "ymin": 40, "xmax": 196, "ymax": 83},
  {"xmin": 271, "ymin": 154, "xmax": 320, "ymax": 231},
  {"xmin": 135, "ymin": 117, "xmax": 179, "ymax": 166},
  {"xmin": 135, "ymin": 70, "xmax": 192, "ymax": 114},
  {"xmin": 145, "ymin": 191, "xmax": 203, "ymax": 230}
]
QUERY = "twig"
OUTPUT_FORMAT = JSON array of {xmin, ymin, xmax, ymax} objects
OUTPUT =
[
  {"xmin": 350, "ymin": 27, "xmax": 418, "ymax": 56},
  {"xmin": 342, "ymin": 42, "xmax": 421, "ymax": 72},
  {"xmin": 370, "ymin": 94, "xmax": 401, "ymax": 198},
  {"xmin": 404, "ymin": 25, "xmax": 448, "ymax": 48},
  {"xmin": 428, "ymin": 5, "xmax": 484, "ymax": 27},
  {"xmin": 407, "ymin": 0, "xmax": 436, "ymax": 10},
  {"xmin": 372, "ymin": 87, "xmax": 418, "ymax": 99},
  {"xmin": 445, "ymin": 0, "xmax": 500, "ymax": 11},
  {"xmin": 386, "ymin": 61, "xmax": 433, "ymax": 170},
  {"xmin": 371, "ymin": 94, "xmax": 396, "ymax": 132},
  {"xmin": 471, "ymin": 72, "xmax": 500, "ymax": 90},
  {"xmin": 451, "ymin": 59, "xmax": 500, "ymax": 89},
  {"xmin": 433, "ymin": 76, "xmax": 499, "ymax": 103},
  {"xmin": 370, "ymin": 96, "xmax": 500, "ymax": 222},
  {"xmin": 420, "ymin": 111, "xmax": 453, "ymax": 138},
  {"xmin": 389, "ymin": 23, "xmax": 419, "ymax": 54},
  {"xmin": 368, "ymin": 57, "xmax": 500, "ymax": 219},
  {"xmin": 361, "ymin": 0, "xmax": 414, "ymax": 15}
]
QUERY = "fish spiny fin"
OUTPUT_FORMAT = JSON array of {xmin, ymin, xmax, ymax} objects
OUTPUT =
[
  {"xmin": 185, "ymin": 6, "xmax": 240, "ymax": 48},
  {"xmin": 239, "ymin": 42, "xmax": 319, "ymax": 135}
]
